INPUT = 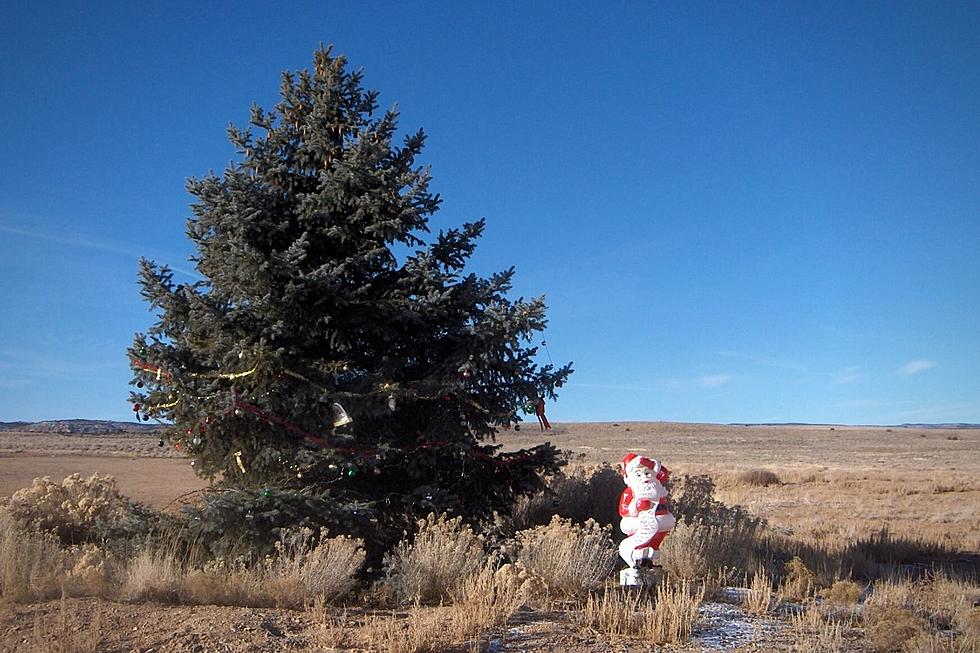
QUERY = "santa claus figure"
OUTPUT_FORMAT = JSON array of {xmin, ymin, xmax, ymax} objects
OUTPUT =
[{"xmin": 618, "ymin": 453, "xmax": 676, "ymax": 572}]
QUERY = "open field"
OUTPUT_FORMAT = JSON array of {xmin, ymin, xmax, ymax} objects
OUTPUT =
[{"xmin": 1, "ymin": 422, "xmax": 978, "ymax": 652}]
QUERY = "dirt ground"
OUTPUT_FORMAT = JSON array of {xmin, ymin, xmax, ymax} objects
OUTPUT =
[{"xmin": 1, "ymin": 422, "xmax": 978, "ymax": 652}]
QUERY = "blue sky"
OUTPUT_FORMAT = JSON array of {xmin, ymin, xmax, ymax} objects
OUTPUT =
[{"xmin": 1, "ymin": 2, "xmax": 977, "ymax": 424}]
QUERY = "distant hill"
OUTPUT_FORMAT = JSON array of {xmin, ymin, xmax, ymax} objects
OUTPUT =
[
  {"xmin": 896, "ymin": 423, "xmax": 980, "ymax": 429},
  {"xmin": 729, "ymin": 422, "xmax": 980, "ymax": 429},
  {"xmin": 0, "ymin": 419, "xmax": 163, "ymax": 434}
]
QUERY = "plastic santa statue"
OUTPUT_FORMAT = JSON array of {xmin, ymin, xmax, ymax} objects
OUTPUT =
[{"xmin": 617, "ymin": 452, "xmax": 676, "ymax": 585}]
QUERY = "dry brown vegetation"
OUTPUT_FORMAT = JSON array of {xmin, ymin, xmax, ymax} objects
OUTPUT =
[{"xmin": 1, "ymin": 422, "xmax": 978, "ymax": 652}]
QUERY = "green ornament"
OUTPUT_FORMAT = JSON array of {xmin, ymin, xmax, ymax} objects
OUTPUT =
[
  {"xmin": 262, "ymin": 488, "xmax": 271, "ymax": 497},
  {"xmin": 346, "ymin": 465, "xmax": 358, "ymax": 477}
]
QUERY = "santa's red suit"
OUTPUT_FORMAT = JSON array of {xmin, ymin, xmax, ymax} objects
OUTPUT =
[{"xmin": 618, "ymin": 453, "xmax": 676, "ymax": 566}]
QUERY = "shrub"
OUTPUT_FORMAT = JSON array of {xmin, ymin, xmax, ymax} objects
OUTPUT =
[
  {"xmin": 820, "ymin": 579, "xmax": 863, "ymax": 605},
  {"xmin": 383, "ymin": 513, "xmax": 485, "ymax": 605},
  {"xmin": 779, "ymin": 555, "xmax": 816, "ymax": 602},
  {"xmin": 865, "ymin": 606, "xmax": 928, "ymax": 652},
  {"xmin": 263, "ymin": 527, "xmax": 364, "ymax": 607},
  {"xmin": 5, "ymin": 474, "xmax": 156, "ymax": 546},
  {"xmin": 509, "ymin": 464, "xmax": 623, "ymax": 532},
  {"xmin": 660, "ymin": 514, "xmax": 761, "ymax": 581},
  {"xmin": 736, "ymin": 469, "xmax": 781, "ymax": 487},
  {"xmin": 123, "ymin": 526, "xmax": 365, "ymax": 607},
  {"xmin": 513, "ymin": 515, "xmax": 617, "ymax": 598},
  {"xmin": 64, "ymin": 544, "xmax": 115, "ymax": 597}
]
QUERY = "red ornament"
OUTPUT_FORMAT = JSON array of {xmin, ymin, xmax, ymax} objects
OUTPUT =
[{"xmin": 132, "ymin": 403, "xmax": 141, "ymax": 412}]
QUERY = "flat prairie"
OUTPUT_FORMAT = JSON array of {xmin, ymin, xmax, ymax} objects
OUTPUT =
[
  {"xmin": 2, "ymin": 422, "xmax": 977, "ymax": 549},
  {"xmin": 506, "ymin": 421, "xmax": 980, "ymax": 551}
]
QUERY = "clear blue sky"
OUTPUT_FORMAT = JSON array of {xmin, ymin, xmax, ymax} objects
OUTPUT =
[{"xmin": 1, "ymin": 2, "xmax": 977, "ymax": 425}]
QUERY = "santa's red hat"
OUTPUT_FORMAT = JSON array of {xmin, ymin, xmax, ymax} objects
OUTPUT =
[{"xmin": 621, "ymin": 453, "xmax": 655, "ymax": 476}]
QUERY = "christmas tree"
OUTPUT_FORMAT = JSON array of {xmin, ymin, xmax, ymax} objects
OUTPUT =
[{"xmin": 129, "ymin": 46, "xmax": 572, "ymax": 558}]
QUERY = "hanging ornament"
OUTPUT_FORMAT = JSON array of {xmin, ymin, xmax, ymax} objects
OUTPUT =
[
  {"xmin": 238, "ymin": 350, "xmax": 245, "ymax": 359},
  {"xmin": 234, "ymin": 408, "xmax": 243, "ymax": 416},
  {"xmin": 191, "ymin": 436, "xmax": 202, "ymax": 446},
  {"xmin": 262, "ymin": 488, "xmax": 271, "ymax": 497},
  {"xmin": 158, "ymin": 439, "xmax": 165, "ymax": 447},
  {"xmin": 132, "ymin": 403, "xmax": 141, "ymax": 413},
  {"xmin": 156, "ymin": 368, "xmax": 162, "ymax": 381},
  {"xmin": 387, "ymin": 394, "xmax": 396, "ymax": 412},
  {"xmin": 233, "ymin": 450, "xmax": 246, "ymax": 474},
  {"xmin": 462, "ymin": 369, "xmax": 472, "ymax": 380},
  {"xmin": 331, "ymin": 402, "xmax": 353, "ymax": 427},
  {"xmin": 346, "ymin": 465, "xmax": 358, "ymax": 477},
  {"xmin": 137, "ymin": 381, "xmax": 144, "ymax": 388}
]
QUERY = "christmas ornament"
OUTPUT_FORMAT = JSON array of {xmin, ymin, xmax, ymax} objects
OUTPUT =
[
  {"xmin": 331, "ymin": 402, "xmax": 353, "ymax": 427},
  {"xmin": 233, "ymin": 450, "xmax": 246, "ymax": 474},
  {"xmin": 158, "ymin": 439, "xmax": 164, "ymax": 447},
  {"xmin": 387, "ymin": 395, "xmax": 396, "ymax": 411},
  {"xmin": 617, "ymin": 453, "xmax": 675, "ymax": 586},
  {"xmin": 534, "ymin": 395, "xmax": 551, "ymax": 431},
  {"xmin": 191, "ymin": 436, "xmax": 202, "ymax": 446},
  {"xmin": 137, "ymin": 381, "xmax": 144, "ymax": 388}
]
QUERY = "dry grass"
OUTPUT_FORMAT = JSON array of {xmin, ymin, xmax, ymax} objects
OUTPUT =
[
  {"xmin": 28, "ymin": 595, "xmax": 103, "ymax": 653},
  {"xmin": 0, "ymin": 508, "xmax": 66, "ymax": 601},
  {"xmin": 789, "ymin": 600, "xmax": 846, "ymax": 653},
  {"xmin": 363, "ymin": 560, "xmax": 532, "ymax": 653},
  {"xmin": 382, "ymin": 513, "xmax": 485, "ymax": 605},
  {"xmin": 867, "ymin": 574, "xmax": 980, "ymax": 639},
  {"xmin": 513, "ymin": 515, "xmax": 617, "ymax": 598},
  {"xmin": 579, "ymin": 581, "xmax": 704, "ymax": 644},
  {"xmin": 745, "ymin": 569, "xmax": 775, "ymax": 615},
  {"xmin": 122, "ymin": 527, "xmax": 364, "ymax": 607},
  {"xmin": 121, "ymin": 545, "xmax": 182, "ymax": 602}
]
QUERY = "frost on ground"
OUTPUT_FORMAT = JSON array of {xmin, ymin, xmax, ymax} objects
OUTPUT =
[{"xmin": 693, "ymin": 601, "xmax": 780, "ymax": 651}]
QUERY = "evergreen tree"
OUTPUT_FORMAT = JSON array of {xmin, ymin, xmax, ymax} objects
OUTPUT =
[{"xmin": 129, "ymin": 47, "xmax": 572, "ymax": 558}]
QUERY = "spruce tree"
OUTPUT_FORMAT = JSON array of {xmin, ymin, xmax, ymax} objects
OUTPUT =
[{"xmin": 129, "ymin": 47, "xmax": 572, "ymax": 558}]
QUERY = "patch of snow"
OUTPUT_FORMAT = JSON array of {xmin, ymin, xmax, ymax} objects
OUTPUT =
[{"xmin": 692, "ymin": 602, "xmax": 779, "ymax": 651}]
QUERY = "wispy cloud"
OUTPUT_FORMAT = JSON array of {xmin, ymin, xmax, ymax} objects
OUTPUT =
[
  {"xmin": 566, "ymin": 382, "xmax": 660, "ymax": 393},
  {"xmin": 900, "ymin": 360, "xmax": 936, "ymax": 376},
  {"xmin": 834, "ymin": 366, "xmax": 865, "ymax": 384},
  {"xmin": 712, "ymin": 350, "xmax": 807, "ymax": 373},
  {"xmin": 0, "ymin": 221, "xmax": 202, "ymax": 280},
  {"xmin": 698, "ymin": 374, "xmax": 732, "ymax": 388}
]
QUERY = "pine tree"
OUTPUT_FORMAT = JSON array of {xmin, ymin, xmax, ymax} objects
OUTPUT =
[{"xmin": 129, "ymin": 47, "xmax": 572, "ymax": 558}]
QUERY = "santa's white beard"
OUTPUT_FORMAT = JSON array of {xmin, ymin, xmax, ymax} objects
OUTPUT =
[{"xmin": 630, "ymin": 481, "xmax": 660, "ymax": 500}]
